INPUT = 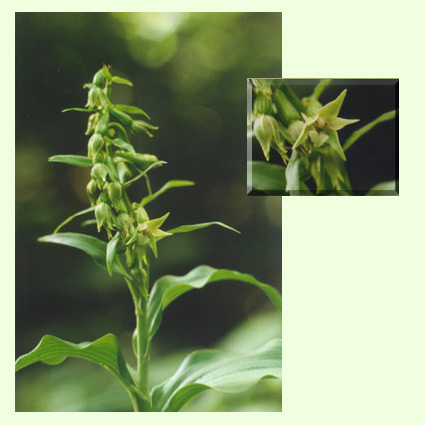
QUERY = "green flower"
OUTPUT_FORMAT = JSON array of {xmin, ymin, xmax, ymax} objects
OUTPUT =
[{"xmin": 292, "ymin": 89, "xmax": 359, "ymax": 161}]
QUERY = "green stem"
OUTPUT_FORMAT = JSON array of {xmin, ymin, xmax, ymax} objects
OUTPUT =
[{"xmin": 311, "ymin": 79, "xmax": 332, "ymax": 101}]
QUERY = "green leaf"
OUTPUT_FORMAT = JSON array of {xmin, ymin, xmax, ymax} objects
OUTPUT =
[
  {"xmin": 49, "ymin": 155, "xmax": 93, "ymax": 167},
  {"xmin": 38, "ymin": 232, "xmax": 130, "ymax": 278},
  {"xmin": 249, "ymin": 161, "xmax": 286, "ymax": 192},
  {"xmin": 343, "ymin": 110, "xmax": 396, "ymax": 151},
  {"xmin": 166, "ymin": 221, "xmax": 240, "ymax": 235},
  {"xmin": 141, "ymin": 180, "xmax": 195, "ymax": 206},
  {"xmin": 311, "ymin": 79, "xmax": 332, "ymax": 101},
  {"xmin": 62, "ymin": 107, "xmax": 99, "ymax": 113},
  {"xmin": 317, "ymin": 89, "xmax": 347, "ymax": 119},
  {"xmin": 105, "ymin": 137, "xmax": 135, "ymax": 154},
  {"xmin": 54, "ymin": 207, "xmax": 95, "ymax": 234},
  {"xmin": 112, "ymin": 76, "xmax": 133, "ymax": 86},
  {"xmin": 114, "ymin": 104, "xmax": 151, "ymax": 120},
  {"xmin": 286, "ymin": 150, "xmax": 301, "ymax": 193},
  {"xmin": 151, "ymin": 338, "xmax": 282, "ymax": 412},
  {"xmin": 15, "ymin": 333, "xmax": 133, "ymax": 393},
  {"xmin": 106, "ymin": 233, "xmax": 121, "ymax": 276},
  {"xmin": 147, "ymin": 265, "xmax": 282, "ymax": 343},
  {"xmin": 366, "ymin": 180, "xmax": 398, "ymax": 196},
  {"xmin": 327, "ymin": 130, "xmax": 346, "ymax": 161}
]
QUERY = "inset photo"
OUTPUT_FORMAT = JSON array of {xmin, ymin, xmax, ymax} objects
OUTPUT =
[{"xmin": 247, "ymin": 79, "xmax": 398, "ymax": 196}]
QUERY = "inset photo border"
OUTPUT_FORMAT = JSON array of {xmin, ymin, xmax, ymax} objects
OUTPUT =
[{"xmin": 247, "ymin": 79, "xmax": 399, "ymax": 196}]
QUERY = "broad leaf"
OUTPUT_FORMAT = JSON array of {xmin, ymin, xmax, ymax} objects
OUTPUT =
[
  {"xmin": 249, "ymin": 160, "xmax": 286, "ymax": 193},
  {"xmin": 147, "ymin": 265, "xmax": 282, "ymax": 343},
  {"xmin": 366, "ymin": 180, "xmax": 398, "ymax": 196},
  {"xmin": 151, "ymin": 338, "xmax": 282, "ymax": 412},
  {"xmin": 38, "ymin": 232, "xmax": 130, "ymax": 278},
  {"xmin": 166, "ymin": 222, "xmax": 240, "ymax": 235},
  {"xmin": 49, "ymin": 155, "xmax": 93, "ymax": 167},
  {"xmin": 141, "ymin": 180, "xmax": 195, "ymax": 207},
  {"xmin": 15, "ymin": 333, "xmax": 133, "ymax": 393}
]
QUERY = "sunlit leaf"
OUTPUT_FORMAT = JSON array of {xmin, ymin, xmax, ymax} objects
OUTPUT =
[
  {"xmin": 15, "ymin": 334, "xmax": 133, "ymax": 394},
  {"xmin": 151, "ymin": 338, "xmax": 282, "ymax": 412},
  {"xmin": 112, "ymin": 76, "xmax": 133, "ymax": 86},
  {"xmin": 49, "ymin": 155, "xmax": 93, "ymax": 167},
  {"xmin": 147, "ymin": 265, "xmax": 282, "ymax": 343},
  {"xmin": 114, "ymin": 104, "xmax": 150, "ymax": 120},
  {"xmin": 366, "ymin": 180, "xmax": 398, "ymax": 196}
]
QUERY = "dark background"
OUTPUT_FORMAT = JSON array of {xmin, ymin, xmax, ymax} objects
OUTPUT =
[
  {"xmin": 15, "ymin": 12, "xmax": 282, "ymax": 411},
  {"xmin": 250, "ymin": 79, "xmax": 398, "ymax": 193}
]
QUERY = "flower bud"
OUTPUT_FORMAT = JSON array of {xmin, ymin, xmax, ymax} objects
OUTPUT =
[
  {"xmin": 85, "ymin": 113, "xmax": 99, "ymax": 136},
  {"xmin": 95, "ymin": 202, "xmax": 113, "ymax": 232},
  {"xmin": 115, "ymin": 213, "xmax": 132, "ymax": 236},
  {"xmin": 107, "ymin": 181, "xmax": 127, "ymax": 212},
  {"xmin": 136, "ymin": 206, "xmax": 149, "ymax": 224},
  {"xmin": 254, "ymin": 115, "xmax": 274, "ymax": 160},
  {"xmin": 87, "ymin": 87, "xmax": 102, "ymax": 108},
  {"xmin": 93, "ymin": 69, "xmax": 105, "ymax": 88},
  {"xmin": 95, "ymin": 110, "xmax": 110, "ymax": 135},
  {"xmin": 254, "ymin": 92, "xmax": 273, "ymax": 115},
  {"xmin": 91, "ymin": 163, "xmax": 109, "ymax": 185},
  {"xmin": 274, "ymin": 89, "xmax": 300, "ymax": 126},
  {"xmin": 98, "ymin": 189, "xmax": 109, "ymax": 203},
  {"xmin": 92, "ymin": 149, "xmax": 107, "ymax": 164},
  {"xmin": 88, "ymin": 134, "xmax": 104, "ymax": 158},
  {"xmin": 86, "ymin": 179, "xmax": 99, "ymax": 205}
]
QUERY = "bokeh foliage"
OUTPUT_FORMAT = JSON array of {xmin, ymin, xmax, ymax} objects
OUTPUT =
[{"xmin": 16, "ymin": 12, "xmax": 282, "ymax": 411}]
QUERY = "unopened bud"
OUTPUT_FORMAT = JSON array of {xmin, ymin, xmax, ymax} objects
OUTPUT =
[
  {"xmin": 95, "ymin": 110, "xmax": 110, "ymax": 135},
  {"xmin": 109, "ymin": 107, "xmax": 133, "ymax": 127},
  {"xmin": 88, "ymin": 134, "xmax": 104, "ymax": 158},
  {"xmin": 93, "ymin": 69, "xmax": 105, "ymax": 88},
  {"xmin": 254, "ymin": 92, "xmax": 273, "ymax": 115},
  {"xmin": 87, "ymin": 87, "xmax": 102, "ymax": 108},
  {"xmin": 115, "ymin": 213, "xmax": 132, "ymax": 236},
  {"xmin": 86, "ymin": 179, "xmax": 99, "ymax": 205},
  {"xmin": 95, "ymin": 202, "xmax": 113, "ymax": 232},
  {"xmin": 85, "ymin": 113, "xmax": 99, "ymax": 135},
  {"xmin": 136, "ymin": 206, "xmax": 149, "ymax": 224},
  {"xmin": 107, "ymin": 182, "xmax": 127, "ymax": 212},
  {"xmin": 274, "ymin": 90, "xmax": 300, "ymax": 126},
  {"xmin": 254, "ymin": 115, "xmax": 275, "ymax": 160},
  {"xmin": 91, "ymin": 163, "xmax": 109, "ymax": 185}
]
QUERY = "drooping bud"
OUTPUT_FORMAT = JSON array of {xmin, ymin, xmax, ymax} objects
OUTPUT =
[
  {"xmin": 93, "ymin": 69, "xmax": 105, "ymax": 88},
  {"xmin": 130, "ymin": 120, "xmax": 158, "ymax": 136},
  {"xmin": 107, "ymin": 181, "xmax": 127, "ymax": 212},
  {"xmin": 95, "ymin": 110, "xmax": 110, "ymax": 135},
  {"xmin": 253, "ymin": 92, "xmax": 273, "ymax": 115},
  {"xmin": 87, "ymin": 87, "xmax": 103, "ymax": 108},
  {"xmin": 274, "ymin": 89, "xmax": 300, "ymax": 126},
  {"xmin": 88, "ymin": 134, "xmax": 104, "ymax": 158},
  {"xmin": 115, "ymin": 213, "xmax": 132, "ymax": 236},
  {"xmin": 253, "ymin": 115, "xmax": 275, "ymax": 160},
  {"xmin": 136, "ymin": 206, "xmax": 149, "ymax": 224},
  {"xmin": 91, "ymin": 163, "xmax": 109, "ymax": 187},
  {"xmin": 85, "ymin": 113, "xmax": 100, "ymax": 135},
  {"xmin": 86, "ymin": 179, "xmax": 99, "ymax": 205},
  {"xmin": 95, "ymin": 202, "xmax": 113, "ymax": 232}
]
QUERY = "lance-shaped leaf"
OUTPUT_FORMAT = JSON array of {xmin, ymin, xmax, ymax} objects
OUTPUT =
[
  {"xmin": 105, "ymin": 137, "xmax": 135, "ymax": 154},
  {"xmin": 166, "ymin": 221, "xmax": 240, "ymax": 235},
  {"xmin": 106, "ymin": 232, "xmax": 121, "ymax": 276},
  {"xmin": 114, "ymin": 104, "xmax": 151, "ymax": 120},
  {"xmin": 326, "ymin": 130, "xmax": 346, "ymax": 161},
  {"xmin": 147, "ymin": 265, "xmax": 282, "ymax": 343},
  {"xmin": 151, "ymin": 338, "xmax": 282, "ymax": 412},
  {"xmin": 141, "ymin": 180, "xmax": 195, "ymax": 207},
  {"xmin": 15, "ymin": 333, "xmax": 134, "ymax": 394},
  {"xmin": 38, "ymin": 232, "xmax": 130, "ymax": 278},
  {"xmin": 112, "ymin": 76, "xmax": 133, "ymax": 86},
  {"xmin": 49, "ymin": 155, "xmax": 93, "ymax": 167},
  {"xmin": 62, "ymin": 107, "xmax": 99, "ymax": 113},
  {"xmin": 53, "ymin": 206, "xmax": 95, "ymax": 234}
]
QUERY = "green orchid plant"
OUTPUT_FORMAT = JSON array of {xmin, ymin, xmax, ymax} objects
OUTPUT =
[
  {"xmin": 15, "ymin": 66, "xmax": 282, "ymax": 412},
  {"xmin": 249, "ymin": 78, "xmax": 397, "ymax": 195}
]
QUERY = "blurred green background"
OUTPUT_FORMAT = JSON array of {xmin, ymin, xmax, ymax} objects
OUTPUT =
[{"xmin": 15, "ymin": 12, "xmax": 282, "ymax": 411}]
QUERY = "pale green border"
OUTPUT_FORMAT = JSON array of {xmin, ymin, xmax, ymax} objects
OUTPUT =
[{"xmin": 6, "ymin": 3, "xmax": 425, "ymax": 425}]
